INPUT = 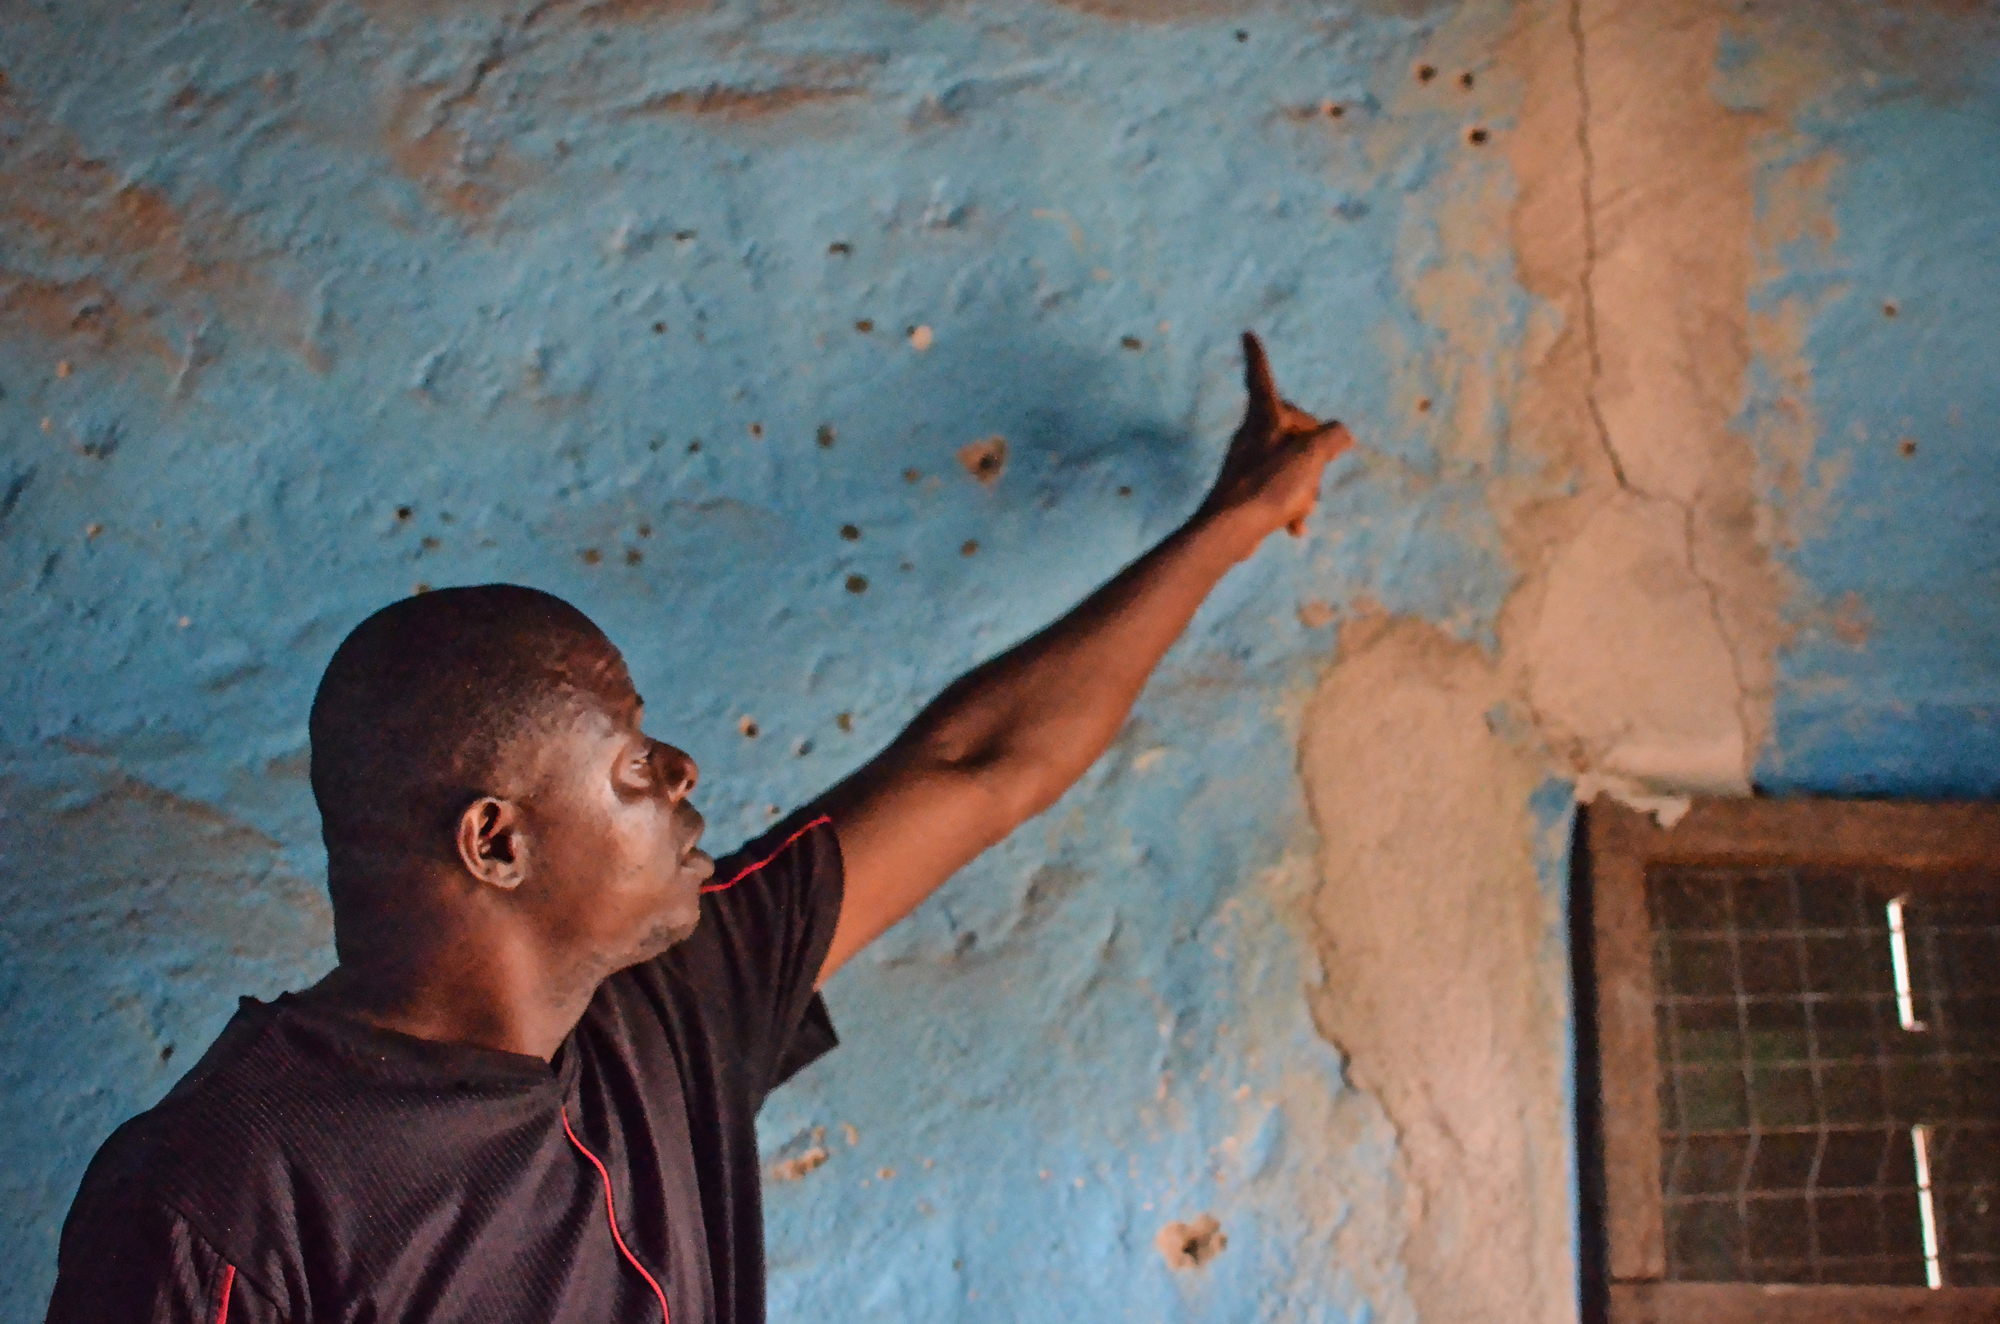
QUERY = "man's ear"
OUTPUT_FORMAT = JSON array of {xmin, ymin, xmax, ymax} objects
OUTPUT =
[{"xmin": 456, "ymin": 797, "xmax": 530, "ymax": 890}]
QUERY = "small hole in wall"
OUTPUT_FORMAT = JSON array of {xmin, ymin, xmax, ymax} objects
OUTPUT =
[
  {"xmin": 817, "ymin": 424, "xmax": 836, "ymax": 448},
  {"xmin": 845, "ymin": 574, "xmax": 868, "ymax": 594},
  {"xmin": 841, "ymin": 524, "xmax": 861, "ymax": 541},
  {"xmin": 580, "ymin": 548, "xmax": 602, "ymax": 566},
  {"xmin": 959, "ymin": 436, "xmax": 1008, "ymax": 486},
  {"xmin": 903, "ymin": 467, "xmax": 922, "ymax": 483},
  {"xmin": 739, "ymin": 715, "xmax": 760, "ymax": 739},
  {"xmin": 836, "ymin": 712, "xmax": 854, "ymax": 732},
  {"xmin": 1459, "ymin": 71, "xmax": 1475, "ymax": 89},
  {"xmin": 1322, "ymin": 100, "xmax": 1345, "ymax": 118},
  {"xmin": 396, "ymin": 506, "xmax": 413, "ymax": 521},
  {"xmin": 687, "ymin": 440, "xmax": 701, "ymax": 453},
  {"xmin": 652, "ymin": 321, "xmax": 666, "ymax": 334},
  {"xmin": 1156, "ymin": 1214, "xmax": 1228, "ymax": 1270},
  {"xmin": 828, "ymin": 241, "xmax": 852, "ymax": 256},
  {"xmin": 1416, "ymin": 63, "xmax": 1438, "ymax": 83},
  {"xmin": 1899, "ymin": 438, "xmax": 1917, "ymax": 457},
  {"xmin": 749, "ymin": 422, "xmax": 763, "ymax": 439},
  {"xmin": 160, "ymin": 1044, "xmax": 175, "ymax": 1063},
  {"xmin": 1466, "ymin": 127, "xmax": 1489, "ymax": 145},
  {"xmin": 1884, "ymin": 301, "xmax": 1899, "ymax": 318},
  {"xmin": 961, "ymin": 539, "xmax": 978, "ymax": 556},
  {"xmin": 1234, "ymin": 29, "xmax": 1248, "ymax": 42},
  {"xmin": 1118, "ymin": 485, "xmax": 1133, "ymax": 497},
  {"xmin": 625, "ymin": 548, "xmax": 643, "ymax": 565},
  {"xmin": 1416, "ymin": 397, "xmax": 1432, "ymax": 413},
  {"xmin": 856, "ymin": 319, "xmax": 874, "ymax": 333},
  {"xmin": 1121, "ymin": 336, "xmax": 1144, "ymax": 351}
]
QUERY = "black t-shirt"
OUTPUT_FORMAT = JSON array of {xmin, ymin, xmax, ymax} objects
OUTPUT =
[{"xmin": 44, "ymin": 813, "xmax": 843, "ymax": 1324}]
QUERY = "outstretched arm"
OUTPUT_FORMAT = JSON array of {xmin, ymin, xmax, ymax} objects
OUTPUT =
[{"xmin": 812, "ymin": 332, "xmax": 1350, "ymax": 983}]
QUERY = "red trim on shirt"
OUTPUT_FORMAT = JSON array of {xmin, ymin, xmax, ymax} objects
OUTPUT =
[
  {"xmin": 213, "ymin": 1264, "xmax": 236, "ymax": 1324},
  {"xmin": 698, "ymin": 815, "xmax": 832, "ymax": 895},
  {"xmin": 562, "ymin": 1107, "xmax": 671, "ymax": 1324}
]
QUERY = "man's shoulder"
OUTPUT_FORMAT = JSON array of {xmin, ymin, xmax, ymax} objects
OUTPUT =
[{"xmin": 77, "ymin": 999, "xmax": 302, "ymax": 1208}]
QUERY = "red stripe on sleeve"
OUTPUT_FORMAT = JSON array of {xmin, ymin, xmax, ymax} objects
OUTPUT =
[{"xmin": 698, "ymin": 815, "xmax": 832, "ymax": 895}]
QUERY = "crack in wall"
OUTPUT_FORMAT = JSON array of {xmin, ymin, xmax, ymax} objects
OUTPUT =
[
  {"xmin": 1566, "ymin": 0, "xmax": 1628, "ymax": 494},
  {"xmin": 1566, "ymin": 0, "xmax": 1756, "ymax": 784}
]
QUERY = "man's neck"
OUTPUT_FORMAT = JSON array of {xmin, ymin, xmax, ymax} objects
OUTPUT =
[{"xmin": 302, "ymin": 924, "xmax": 595, "ymax": 1062}]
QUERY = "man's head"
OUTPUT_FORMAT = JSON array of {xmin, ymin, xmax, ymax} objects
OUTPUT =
[{"xmin": 310, "ymin": 585, "xmax": 711, "ymax": 982}]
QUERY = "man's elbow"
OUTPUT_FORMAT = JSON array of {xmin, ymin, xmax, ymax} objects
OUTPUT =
[{"xmin": 916, "ymin": 731, "xmax": 1064, "ymax": 837}]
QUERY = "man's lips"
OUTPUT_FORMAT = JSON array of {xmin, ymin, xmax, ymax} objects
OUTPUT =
[{"xmin": 675, "ymin": 803, "xmax": 712, "ymax": 881}]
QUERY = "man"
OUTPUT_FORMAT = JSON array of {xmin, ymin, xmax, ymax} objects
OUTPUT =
[{"xmin": 46, "ymin": 333, "xmax": 1348, "ymax": 1324}]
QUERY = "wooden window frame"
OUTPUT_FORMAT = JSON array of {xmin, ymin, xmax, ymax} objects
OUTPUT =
[{"xmin": 1582, "ymin": 797, "xmax": 2000, "ymax": 1323}]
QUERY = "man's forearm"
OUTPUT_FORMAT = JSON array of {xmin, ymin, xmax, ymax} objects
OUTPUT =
[
  {"xmin": 899, "ymin": 502, "xmax": 1268, "ymax": 819},
  {"xmin": 812, "ymin": 333, "xmax": 1345, "ymax": 983}
]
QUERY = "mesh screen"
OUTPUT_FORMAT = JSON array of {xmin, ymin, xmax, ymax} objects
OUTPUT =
[{"xmin": 1649, "ymin": 867, "xmax": 1999, "ymax": 1286}]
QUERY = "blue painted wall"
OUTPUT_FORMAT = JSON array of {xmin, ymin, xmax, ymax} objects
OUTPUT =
[
  {"xmin": 1738, "ymin": 12, "xmax": 2000, "ymax": 798},
  {"xmin": 2, "ymin": 1, "xmax": 1995, "ymax": 1320}
]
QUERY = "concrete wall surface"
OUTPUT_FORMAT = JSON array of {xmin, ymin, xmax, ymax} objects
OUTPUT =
[{"xmin": 2, "ymin": 0, "xmax": 1994, "ymax": 1320}]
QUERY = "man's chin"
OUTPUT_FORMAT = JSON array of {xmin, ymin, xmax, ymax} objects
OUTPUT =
[{"xmin": 632, "ymin": 906, "xmax": 701, "ymax": 964}]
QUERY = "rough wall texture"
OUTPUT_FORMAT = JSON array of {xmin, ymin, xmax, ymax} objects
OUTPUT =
[{"xmin": 1, "ymin": 1, "xmax": 1995, "ymax": 1321}]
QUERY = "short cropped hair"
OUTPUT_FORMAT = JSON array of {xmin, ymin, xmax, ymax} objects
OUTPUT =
[{"xmin": 308, "ymin": 585, "xmax": 616, "ymax": 859}]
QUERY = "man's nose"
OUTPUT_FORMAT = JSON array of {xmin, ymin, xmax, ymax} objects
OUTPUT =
[{"xmin": 658, "ymin": 743, "xmax": 698, "ymax": 801}]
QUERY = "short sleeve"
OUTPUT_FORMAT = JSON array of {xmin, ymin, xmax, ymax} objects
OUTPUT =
[
  {"xmin": 658, "ymin": 810, "xmax": 844, "ymax": 1103},
  {"xmin": 45, "ymin": 1187, "xmax": 281, "ymax": 1324}
]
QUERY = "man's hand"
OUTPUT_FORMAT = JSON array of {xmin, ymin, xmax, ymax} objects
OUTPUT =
[
  {"xmin": 1199, "ymin": 331, "xmax": 1352, "ymax": 539},
  {"xmin": 810, "ymin": 331, "xmax": 1350, "ymax": 983}
]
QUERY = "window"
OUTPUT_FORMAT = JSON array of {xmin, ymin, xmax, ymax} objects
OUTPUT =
[{"xmin": 1579, "ymin": 798, "xmax": 2000, "ymax": 1322}]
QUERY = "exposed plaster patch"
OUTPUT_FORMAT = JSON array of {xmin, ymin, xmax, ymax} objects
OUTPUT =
[
  {"xmin": 1296, "ymin": 0, "xmax": 1808, "ymax": 1314},
  {"xmin": 1300, "ymin": 614, "xmax": 1570, "ymax": 1324},
  {"xmin": 1555, "ymin": 0, "xmax": 1786, "ymax": 800},
  {"xmin": 1528, "ymin": 496, "xmax": 1746, "ymax": 795},
  {"xmin": 768, "ymin": 1145, "xmax": 830, "ymax": 1183},
  {"xmin": 577, "ymin": 0, "xmax": 716, "ymax": 21},
  {"xmin": 0, "ymin": 77, "xmax": 306, "ymax": 381},
  {"xmin": 0, "ymin": 276, "xmax": 176, "ymax": 369},
  {"xmin": 379, "ymin": 82, "xmax": 544, "ymax": 226},
  {"xmin": 619, "ymin": 83, "xmax": 866, "ymax": 119}
]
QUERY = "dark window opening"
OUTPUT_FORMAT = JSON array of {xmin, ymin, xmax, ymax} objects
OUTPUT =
[{"xmin": 1579, "ymin": 798, "xmax": 2000, "ymax": 1322}]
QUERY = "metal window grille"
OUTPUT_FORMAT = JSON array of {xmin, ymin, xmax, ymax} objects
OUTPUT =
[{"xmin": 1648, "ymin": 867, "xmax": 1999, "ymax": 1287}]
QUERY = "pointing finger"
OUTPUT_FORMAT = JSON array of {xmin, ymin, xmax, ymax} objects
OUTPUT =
[{"xmin": 1241, "ymin": 331, "xmax": 1278, "ymax": 414}]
